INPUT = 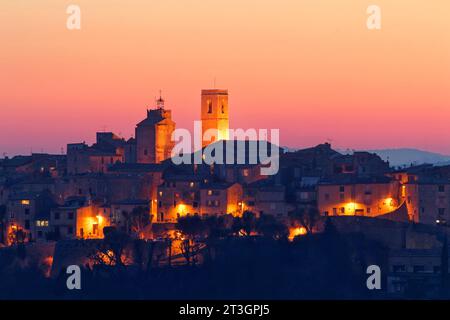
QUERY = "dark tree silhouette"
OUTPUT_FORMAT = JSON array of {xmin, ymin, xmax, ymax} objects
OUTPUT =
[
  {"xmin": 123, "ymin": 206, "xmax": 152, "ymax": 239},
  {"xmin": 89, "ymin": 227, "xmax": 130, "ymax": 267},
  {"xmin": 0, "ymin": 205, "xmax": 6, "ymax": 244},
  {"xmin": 289, "ymin": 207, "xmax": 321, "ymax": 234},
  {"xmin": 257, "ymin": 214, "xmax": 288, "ymax": 239}
]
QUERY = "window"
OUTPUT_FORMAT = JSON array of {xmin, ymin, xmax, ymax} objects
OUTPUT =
[
  {"xmin": 68, "ymin": 227, "xmax": 73, "ymax": 235},
  {"xmin": 24, "ymin": 208, "xmax": 30, "ymax": 215},
  {"xmin": 221, "ymin": 104, "xmax": 225, "ymax": 113},
  {"xmin": 54, "ymin": 212, "xmax": 60, "ymax": 220},
  {"xmin": 393, "ymin": 265, "xmax": 406, "ymax": 273},
  {"xmin": 340, "ymin": 207, "xmax": 345, "ymax": 214},
  {"xmin": 242, "ymin": 169, "xmax": 249, "ymax": 177},
  {"xmin": 92, "ymin": 224, "xmax": 98, "ymax": 235},
  {"xmin": 68, "ymin": 212, "xmax": 74, "ymax": 220},
  {"xmin": 300, "ymin": 192, "xmax": 309, "ymax": 200},
  {"xmin": 332, "ymin": 208, "xmax": 337, "ymax": 215},
  {"xmin": 189, "ymin": 182, "xmax": 195, "ymax": 188},
  {"xmin": 25, "ymin": 220, "xmax": 30, "ymax": 230},
  {"xmin": 339, "ymin": 186, "xmax": 345, "ymax": 192},
  {"xmin": 207, "ymin": 101, "xmax": 212, "ymax": 113},
  {"xmin": 439, "ymin": 185, "xmax": 445, "ymax": 192},
  {"xmin": 144, "ymin": 149, "xmax": 148, "ymax": 156},
  {"xmin": 36, "ymin": 220, "xmax": 49, "ymax": 227},
  {"xmin": 21, "ymin": 200, "xmax": 30, "ymax": 205},
  {"xmin": 339, "ymin": 193, "xmax": 344, "ymax": 201},
  {"xmin": 208, "ymin": 190, "xmax": 213, "ymax": 196},
  {"xmin": 37, "ymin": 231, "xmax": 43, "ymax": 238},
  {"xmin": 193, "ymin": 202, "xmax": 198, "ymax": 208}
]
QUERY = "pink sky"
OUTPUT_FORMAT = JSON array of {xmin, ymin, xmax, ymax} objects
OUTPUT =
[{"xmin": 1, "ymin": 0, "xmax": 449, "ymax": 156}]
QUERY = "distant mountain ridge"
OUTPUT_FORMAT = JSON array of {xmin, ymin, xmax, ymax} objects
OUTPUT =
[
  {"xmin": 341, "ymin": 148, "xmax": 450, "ymax": 167},
  {"xmin": 283, "ymin": 146, "xmax": 450, "ymax": 168}
]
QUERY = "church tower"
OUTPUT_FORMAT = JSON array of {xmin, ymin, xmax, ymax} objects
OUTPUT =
[
  {"xmin": 201, "ymin": 89, "xmax": 229, "ymax": 147},
  {"xmin": 135, "ymin": 95, "xmax": 176, "ymax": 163}
]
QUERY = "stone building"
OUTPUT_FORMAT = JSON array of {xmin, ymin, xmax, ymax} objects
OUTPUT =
[
  {"xmin": 135, "ymin": 96, "xmax": 176, "ymax": 164},
  {"xmin": 50, "ymin": 197, "xmax": 110, "ymax": 240},
  {"xmin": 201, "ymin": 89, "xmax": 229, "ymax": 147},
  {"xmin": 317, "ymin": 176, "xmax": 401, "ymax": 217}
]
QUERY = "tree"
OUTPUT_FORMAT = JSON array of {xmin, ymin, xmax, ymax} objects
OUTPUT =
[
  {"xmin": 176, "ymin": 215, "xmax": 206, "ymax": 239},
  {"xmin": 289, "ymin": 207, "xmax": 321, "ymax": 234},
  {"xmin": 123, "ymin": 206, "xmax": 152, "ymax": 239},
  {"xmin": 89, "ymin": 227, "xmax": 130, "ymax": 267},
  {"xmin": 441, "ymin": 234, "xmax": 449, "ymax": 297},
  {"xmin": 176, "ymin": 215, "xmax": 206, "ymax": 265},
  {"xmin": 0, "ymin": 205, "xmax": 6, "ymax": 244},
  {"xmin": 9, "ymin": 228, "xmax": 27, "ymax": 246},
  {"xmin": 239, "ymin": 211, "xmax": 257, "ymax": 236},
  {"xmin": 257, "ymin": 214, "xmax": 288, "ymax": 239}
]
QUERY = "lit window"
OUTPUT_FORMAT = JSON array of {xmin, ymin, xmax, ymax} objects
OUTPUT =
[
  {"xmin": 36, "ymin": 220, "xmax": 49, "ymax": 227},
  {"xmin": 21, "ymin": 200, "xmax": 30, "ymax": 205},
  {"xmin": 208, "ymin": 190, "xmax": 213, "ymax": 196},
  {"xmin": 189, "ymin": 182, "xmax": 194, "ymax": 188}
]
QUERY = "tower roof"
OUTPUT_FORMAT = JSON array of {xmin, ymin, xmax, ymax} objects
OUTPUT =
[{"xmin": 201, "ymin": 89, "xmax": 228, "ymax": 95}]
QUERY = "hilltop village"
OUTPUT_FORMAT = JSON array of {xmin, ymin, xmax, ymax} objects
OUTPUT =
[{"xmin": 1, "ymin": 89, "xmax": 450, "ymax": 298}]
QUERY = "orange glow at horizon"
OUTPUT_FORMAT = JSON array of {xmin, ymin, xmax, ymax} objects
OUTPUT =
[{"xmin": 1, "ymin": 0, "xmax": 449, "ymax": 155}]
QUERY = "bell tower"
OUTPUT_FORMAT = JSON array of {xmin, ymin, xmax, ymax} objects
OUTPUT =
[{"xmin": 201, "ymin": 89, "xmax": 229, "ymax": 147}]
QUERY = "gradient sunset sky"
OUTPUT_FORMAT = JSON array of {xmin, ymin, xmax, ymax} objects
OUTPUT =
[{"xmin": 1, "ymin": 0, "xmax": 449, "ymax": 156}]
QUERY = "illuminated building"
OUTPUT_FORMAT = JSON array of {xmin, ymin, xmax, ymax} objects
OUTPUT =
[
  {"xmin": 135, "ymin": 95, "xmax": 176, "ymax": 164},
  {"xmin": 51, "ymin": 199, "xmax": 110, "ymax": 239},
  {"xmin": 317, "ymin": 176, "xmax": 401, "ymax": 217},
  {"xmin": 156, "ymin": 172, "xmax": 244, "ymax": 222},
  {"xmin": 5, "ymin": 191, "xmax": 56, "ymax": 245},
  {"xmin": 201, "ymin": 89, "xmax": 229, "ymax": 147}
]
